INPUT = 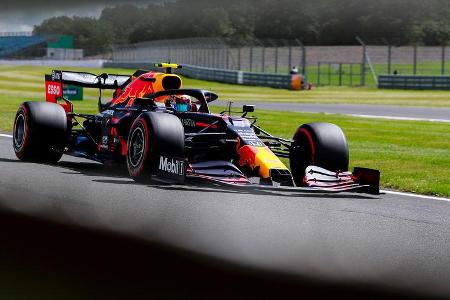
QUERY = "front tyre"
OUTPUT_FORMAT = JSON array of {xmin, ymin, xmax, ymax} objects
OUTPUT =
[
  {"xmin": 127, "ymin": 112, "xmax": 185, "ymax": 183},
  {"xmin": 289, "ymin": 122, "xmax": 349, "ymax": 186}
]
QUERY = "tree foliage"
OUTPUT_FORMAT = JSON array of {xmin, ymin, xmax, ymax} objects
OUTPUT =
[{"xmin": 33, "ymin": 0, "xmax": 450, "ymax": 53}]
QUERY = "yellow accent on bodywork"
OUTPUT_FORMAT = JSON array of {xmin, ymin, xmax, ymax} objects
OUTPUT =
[
  {"xmin": 239, "ymin": 145, "xmax": 288, "ymax": 179},
  {"xmin": 155, "ymin": 63, "xmax": 181, "ymax": 69},
  {"xmin": 254, "ymin": 147, "xmax": 289, "ymax": 178},
  {"xmin": 152, "ymin": 73, "xmax": 183, "ymax": 94}
]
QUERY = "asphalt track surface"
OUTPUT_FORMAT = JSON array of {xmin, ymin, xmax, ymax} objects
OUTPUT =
[
  {"xmin": 0, "ymin": 135, "xmax": 450, "ymax": 298},
  {"xmin": 230, "ymin": 102, "xmax": 450, "ymax": 122}
]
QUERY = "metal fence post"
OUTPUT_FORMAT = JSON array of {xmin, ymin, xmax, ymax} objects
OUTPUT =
[
  {"xmin": 226, "ymin": 47, "xmax": 229, "ymax": 69},
  {"xmin": 261, "ymin": 46, "xmax": 265, "ymax": 73},
  {"xmin": 196, "ymin": 48, "xmax": 200, "ymax": 66},
  {"xmin": 250, "ymin": 46, "xmax": 253, "ymax": 72},
  {"xmin": 328, "ymin": 63, "xmax": 331, "ymax": 85},
  {"xmin": 362, "ymin": 45, "xmax": 366, "ymax": 86},
  {"xmin": 275, "ymin": 46, "xmax": 278, "ymax": 74},
  {"xmin": 201, "ymin": 47, "xmax": 205, "ymax": 66},
  {"xmin": 202, "ymin": 48, "xmax": 205, "ymax": 67},
  {"xmin": 413, "ymin": 45, "xmax": 417, "ymax": 75},
  {"xmin": 317, "ymin": 62, "xmax": 321, "ymax": 86},
  {"xmin": 294, "ymin": 39, "xmax": 306, "ymax": 76},
  {"xmin": 301, "ymin": 45, "xmax": 306, "ymax": 75},
  {"xmin": 350, "ymin": 63, "xmax": 353, "ymax": 86},
  {"xmin": 288, "ymin": 45, "xmax": 292, "ymax": 71},
  {"xmin": 210, "ymin": 47, "xmax": 213, "ymax": 68},
  {"xmin": 207, "ymin": 47, "xmax": 210, "ymax": 67},
  {"xmin": 338, "ymin": 63, "xmax": 343, "ymax": 86},
  {"xmin": 216, "ymin": 47, "xmax": 220, "ymax": 68},
  {"xmin": 356, "ymin": 36, "xmax": 366, "ymax": 86},
  {"xmin": 201, "ymin": 48, "xmax": 205, "ymax": 66},
  {"xmin": 238, "ymin": 47, "xmax": 241, "ymax": 70},
  {"xmin": 387, "ymin": 44, "xmax": 392, "ymax": 74}
]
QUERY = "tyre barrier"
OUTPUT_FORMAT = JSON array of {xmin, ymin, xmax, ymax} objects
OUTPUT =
[{"xmin": 104, "ymin": 61, "xmax": 306, "ymax": 90}]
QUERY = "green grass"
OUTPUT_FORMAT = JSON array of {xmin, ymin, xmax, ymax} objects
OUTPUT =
[
  {"xmin": 242, "ymin": 61, "xmax": 450, "ymax": 87},
  {"xmin": 0, "ymin": 65, "xmax": 449, "ymax": 197},
  {"xmin": 212, "ymin": 107, "xmax": 450, "ymax": 197},
  {"xmin": 1, "ymin": 65, "xmax": 450, "ymax": 109},
  {"xmin": 305, "ymin": 61, "xmax": 450, "ymax": 87}
]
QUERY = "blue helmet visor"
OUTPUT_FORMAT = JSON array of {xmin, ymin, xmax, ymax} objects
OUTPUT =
[{"xmin": 175, "ymin": 103, "xmax": 189, "ymax": 112}]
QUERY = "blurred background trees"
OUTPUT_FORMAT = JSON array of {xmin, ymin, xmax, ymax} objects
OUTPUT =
[{"xmin": 33, "ymin": 0, "xmax": 450, "ymax": 49}]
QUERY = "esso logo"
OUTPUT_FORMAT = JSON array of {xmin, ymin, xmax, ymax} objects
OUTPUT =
[{"xmin": 47, "ymin": 84, "xmax": 61, "ymax": 95}]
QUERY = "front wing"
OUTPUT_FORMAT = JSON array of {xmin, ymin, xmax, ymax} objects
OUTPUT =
[{"xmin": 186, "ymin": 162, "xmax": 380, "ymax": 195}]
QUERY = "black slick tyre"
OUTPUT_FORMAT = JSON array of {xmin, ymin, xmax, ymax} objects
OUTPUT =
[
  {"xmin": 13, "ymin": 102, "xmax": 67, "ymax": 163},
  {"xmin": 127, "ymin": 112, "xmax": 184, "ymax": 183},
  {"xmin": 289, "ymin": 122, "xmax": 349, "ymax": 186}
]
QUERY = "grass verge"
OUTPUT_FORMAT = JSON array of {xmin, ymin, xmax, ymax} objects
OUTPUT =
[
  {"xmin": 1, "ymin": 65, "xmax": 450, "ymax": 108},
  {"xmin": 213, "ymin": 107, "xmax": 450, "ymax": 197}
]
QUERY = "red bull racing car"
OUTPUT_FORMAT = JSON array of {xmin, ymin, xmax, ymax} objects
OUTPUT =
[{"xmin": 12, "ymin": 63, "xmax": 380, "ymax": 194}]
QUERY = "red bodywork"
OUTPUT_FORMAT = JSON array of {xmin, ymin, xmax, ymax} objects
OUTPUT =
[{"xmin": 44, "ymin": 70, "xmax": 182, "ymax": 158}]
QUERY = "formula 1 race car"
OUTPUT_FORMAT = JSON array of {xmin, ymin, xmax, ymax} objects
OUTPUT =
[{"xmin": 12, "ymin": 63, "xmax": 380, "ymax": 194}]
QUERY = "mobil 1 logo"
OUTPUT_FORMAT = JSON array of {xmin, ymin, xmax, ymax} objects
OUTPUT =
[{"xmin": 156, "ymin": 156, "xmax": 186, "ymax": 183}]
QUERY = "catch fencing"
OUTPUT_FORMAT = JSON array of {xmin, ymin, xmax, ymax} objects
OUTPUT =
[
  {"xmin": 3, "ymin": 33, "xmax": 450, "ymax": 88},
  {"xmin": 104, "ymin": 61, "xmax": 302, "ymax": 90},
  {"xmin": 112, "ymin": 38, "xmax": 306, "ymax": 75},
  {"xmin": 111, "ymin": 38, "xmax": 450, "ymax": 88}
]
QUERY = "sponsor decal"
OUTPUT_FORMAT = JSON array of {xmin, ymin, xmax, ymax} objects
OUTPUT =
[
  {"xmin": 181, "ymin": 118, "xmax": 196, "ymax": 127},
  {"xmin": 100, "ymin": 136, "xmax": 109, "ymax": 150},
  {"xmin": 45, "ymin": 80, "xmax": 63, "ymax": 102},
  {"xmin": 235, "ymin": 128, "xmax": 264, "ymax": 147},
  {"xmin": 63, "ymin": 89, "xmax": 77, "ymax": 95},
  {"xmin": 231, "ymin": 119, "xmax": 251, "ymax": 127},
  {"xmin": 102, "ymin": 110, "xmax": 114, "ymax": 116},
  {"xmin": 47, "ymin": 84, "xmax": 61, "ymax": 96},
  {"xmin": 159, "ymin": 156, "xmax": 185, "ymax": 176},
  {"xmin": 62, "ymin": 84, "xmax": 84, "ymax": 100},
  {"xmin": 51, "ymin": 70, "xmax": 62, "ymax": 81}
]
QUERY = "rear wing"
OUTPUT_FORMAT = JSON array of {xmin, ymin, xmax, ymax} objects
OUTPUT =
[
  {"xmin": 45, "ymin": 70, "xmax": 131, "ymax": 90},
  {"xmin": 45, "ymin": 70, "xmax": 132, "ymax": 111}
]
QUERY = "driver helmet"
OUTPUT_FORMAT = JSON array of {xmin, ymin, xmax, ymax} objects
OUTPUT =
[{"xmin": 173, "ymin": 95, "xmax": 191, "ymax": 112}]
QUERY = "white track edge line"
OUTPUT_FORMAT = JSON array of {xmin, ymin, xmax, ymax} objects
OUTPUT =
[
  {"xmin": 347, "ymin": 114, "xmax": 450, "ymax": 123},
  {"xmin": 210, "ymin": 104, "xmax": 450, "ymax": 123},
  {"xmin": 282, "ymin": 111, "xmax": 450, "ymax": 123},
  {"xmin": 381, "ymin": 190, "xmax": 450, "ymax": 202},
  {"xmin": 0, "ymin": 134, "xmax": 12, "ymax": 138}
]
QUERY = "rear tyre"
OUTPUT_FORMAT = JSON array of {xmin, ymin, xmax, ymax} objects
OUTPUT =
[
  {"xmin": 127, "ymin": 112, "xmax": 184, "ymax": 183},
  {"xmin": 289, "ymin": 122, "xmax": 349, "ymax": 186},
  {"xmin": 13, "ymin": 102, "xmax": 67, "ymax": 163}
]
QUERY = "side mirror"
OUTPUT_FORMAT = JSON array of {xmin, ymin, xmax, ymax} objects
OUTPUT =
[{"xmin": 243, "ymin": 105, "xmax": 255, "ymax": 113}]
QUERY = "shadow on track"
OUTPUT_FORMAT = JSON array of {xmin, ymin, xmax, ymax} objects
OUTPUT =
[{"xmin": 1, "ymin": 157, "xmax": 378, "ymax": 200}]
